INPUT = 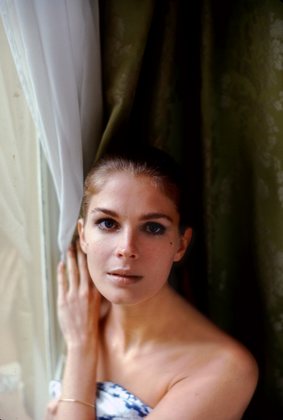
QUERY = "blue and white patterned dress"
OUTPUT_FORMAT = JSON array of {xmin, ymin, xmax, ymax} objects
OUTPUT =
[
  {"xmin": 49, "ymin": 380, "xmax": 152, "ymax": 419},
  {"xmin": 96, "ymin": 382, "xmax": 152, "ymax": 419}
]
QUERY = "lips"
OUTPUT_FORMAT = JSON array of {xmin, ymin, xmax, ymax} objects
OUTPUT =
[{"xmin": 106, "ymin": 270, "xmax": 143, "ymax": 286}]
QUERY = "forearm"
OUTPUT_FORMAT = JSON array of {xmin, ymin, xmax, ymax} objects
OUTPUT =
[
  {"xmin": 51, "ymin": 242, "xmax": 101, "ymax": 420},
  {"xmin": 56, "ymin": 343, "xmax": 97, "ymax": 419}
]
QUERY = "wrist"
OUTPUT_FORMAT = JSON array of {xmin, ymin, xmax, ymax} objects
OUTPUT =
[
  {"xmin": 66, "ymin": 344, "xmax": 98, "ymax": 369},
  {"xmin": 61, "ymin": 349, "xmax": 97, "ymax": 403},
  {"xmin": 66, "ymin": 336, "xmax": 97, "ymax": 353}
]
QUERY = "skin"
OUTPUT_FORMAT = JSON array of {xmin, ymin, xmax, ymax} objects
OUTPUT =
[{"xmin": 45, "ymin": 171, "xmax": 258, "ymax": 420}]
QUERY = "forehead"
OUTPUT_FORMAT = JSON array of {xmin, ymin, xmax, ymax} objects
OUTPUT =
[
  {"xmin": 97, "ymin": 171, "xmax": 156, "ymax": 191},
  {"xmin": 88, "ymin": 171, "xmax": 179, "ymax": 217}
]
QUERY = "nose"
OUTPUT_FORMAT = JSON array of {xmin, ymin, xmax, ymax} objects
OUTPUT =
[{"xmin": 115, "ymin": 228, "xmax": 139, "ymax": 259}]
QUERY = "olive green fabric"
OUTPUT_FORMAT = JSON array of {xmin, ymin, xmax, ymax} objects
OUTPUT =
[
  {"xmin": 202, "ymin": 1, "xmax": 283, "ymax": 417},
  {"xmin": 98, "ymin": 0, "xmax": 183, "ymax": 157},
  {"xmin": 99, "ymin": 0, "xmax": 283, "ymax": 417}
]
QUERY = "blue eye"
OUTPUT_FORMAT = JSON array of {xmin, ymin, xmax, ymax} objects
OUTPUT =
[
  {"xmin": 96, "ymin": 218, "xmax": 118, "ymax": 231},
  {"xmin": 143, "ymin": 222, "xmax": 166, "ymax": 235}
]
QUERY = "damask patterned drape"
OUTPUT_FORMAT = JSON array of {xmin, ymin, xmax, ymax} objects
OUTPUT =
[
  {"xmin": 99, "ymin": 0, "xmax": 283, "ymax": 418},
  {"xmin": 202, "ymin": 1, "xmax": 283, "ymax": 418}
]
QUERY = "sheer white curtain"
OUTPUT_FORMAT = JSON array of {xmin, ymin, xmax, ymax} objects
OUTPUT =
[
  {"xmin": 0, "ymin": 1, "xmax": 102, "ymax": 418},
  {"xmin": 0, "ymin": 0, "xmax": 103, "ymax": 255},
  {"xmin": 0, "ymin": 17, "xmax": 48, "ymax": 419}
]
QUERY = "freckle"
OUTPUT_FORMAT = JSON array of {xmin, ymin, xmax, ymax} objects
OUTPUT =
[{"xmin": 170, "ymin": 242, "xmax": 173, "ymax": 245}]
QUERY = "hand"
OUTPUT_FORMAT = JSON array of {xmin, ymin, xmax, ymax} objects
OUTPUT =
[
  {"xmin": 57, "ymin": 241, "xmax": 101, "ymax": 350},
  {"xmin": 44, "ymin": 399, "xmax": 58, "ymax": 420}
]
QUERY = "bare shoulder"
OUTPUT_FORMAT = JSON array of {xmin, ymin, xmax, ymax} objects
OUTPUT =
[
  {"xmin": 147, "ymin": 343, "xmax": 258, "ymax": 419},
  {"xmin": 193, "ymin": 336, "xmax": 259, "ymax": 405},
  {"xmin": 174, "ymin": 293, "xmax": 259, "ymax": 397},
  {"xmin": 150, "ymin": 292, "xmax": 259, "ymax": 419}
]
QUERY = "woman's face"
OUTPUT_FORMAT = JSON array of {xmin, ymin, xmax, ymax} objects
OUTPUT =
[{"xmin": 78, "ymin": 171, "xmax": 191, "ymax": 305}]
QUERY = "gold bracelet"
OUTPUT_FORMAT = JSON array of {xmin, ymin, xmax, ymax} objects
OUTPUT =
[{"xmin": 59, "ymin": 398, "xmax": 95, "ymax": 408}]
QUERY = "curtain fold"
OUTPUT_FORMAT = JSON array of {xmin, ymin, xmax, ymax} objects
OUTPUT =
[
  {"xmin": 98, "ymin": 0, "xmax": 182, "ymax": 156},
  {"xmin": 201, "ymin": 0, "xmax": 283, "ymax": 417},
  {"xmin": 0, "ymin": 0, "xmax": 103, "ymax": 255},
  {"xmin": 1, "ymin": 1, "xmax": 103, "ymax": 417},
  {"xmin": 0, "ymin": 17, "xmax": 47, "ymax": 418}
]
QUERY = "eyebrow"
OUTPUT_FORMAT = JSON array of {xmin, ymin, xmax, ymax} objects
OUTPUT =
[{"xmin": 90, "ymin": 208, "xmax": 173, "ymax": 223}]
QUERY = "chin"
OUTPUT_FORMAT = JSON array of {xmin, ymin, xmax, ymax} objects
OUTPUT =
[{"xmin": 98, "ymin": 288, "xmax": 150, "ymax": 306}]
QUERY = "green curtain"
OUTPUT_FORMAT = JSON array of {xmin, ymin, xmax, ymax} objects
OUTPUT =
[
  {"xmin": 98, "ymin": 0, "xmax": 283, "ymax": 417},
  {"xmin": 203, "ymin": 0, "xmax": 283, "ymax": 418}
]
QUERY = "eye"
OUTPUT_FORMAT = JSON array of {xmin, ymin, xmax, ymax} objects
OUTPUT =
[
  {"xmin": 143, "ymin": 222, "xmax": 166, "ymax": 235},
  {"xmin": 96, "ymin": 218, "xmax": 118, "ymax": 231}
]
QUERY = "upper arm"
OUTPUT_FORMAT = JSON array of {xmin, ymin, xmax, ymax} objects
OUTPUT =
[{"xmin": 146, "ymin": 347, "xmax": 258, "ymax": 420}]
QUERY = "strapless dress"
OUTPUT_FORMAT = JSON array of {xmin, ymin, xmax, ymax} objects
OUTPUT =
[{"xmin": 49, "ymin": 379, "xmax": 152, "ymax": 419}]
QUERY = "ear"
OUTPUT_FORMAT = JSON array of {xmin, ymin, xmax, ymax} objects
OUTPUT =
[
  {"xmin": 77, "ymin": 218, "xmax": 88, "ymax": 254},
  {"xmin": 173, "ymin": 227, "xmax": 193, "ymax": 262}
]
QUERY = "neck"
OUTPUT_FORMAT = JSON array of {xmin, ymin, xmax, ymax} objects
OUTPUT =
[{"xmin": 103, "ymin": 284, "xmax": 175, "ymax": 353}]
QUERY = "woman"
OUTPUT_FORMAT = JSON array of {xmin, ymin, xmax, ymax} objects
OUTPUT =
[{"xmin": 46, "ymin": 146, "xmax": 258, "ymax": 419}]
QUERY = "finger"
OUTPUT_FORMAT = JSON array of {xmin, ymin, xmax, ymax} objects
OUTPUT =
[
  {"xmin": 92, "ymin": 288, "xmax": 102, "ymax": 337},
  {"xmin": 67, "ymin": 245, "xmax": 79, "ymax": 293},
  {"xmin": 76, "ymin": 240, "xmax": 92, "ymax": 293},
  {"xmin": 44, "ymin": 399, "xmax": 58, "ymax": 420},
  {"xmin": 48, "ymin": 399, "xmax": 59, "ymax": 414},
  {"xmin": 57, "ymin": 261, "xmax": 67, "ymax": 305}
]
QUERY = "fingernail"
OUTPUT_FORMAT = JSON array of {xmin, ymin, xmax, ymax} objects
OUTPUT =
[{"xmin": 57, "ymin": 261, "xmax": 65, "ymax": 271}]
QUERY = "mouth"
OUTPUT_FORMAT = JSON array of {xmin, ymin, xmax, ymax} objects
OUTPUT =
[{"xmin": 106, "ymin": 271, "xmax": 143, "ymax": 286}]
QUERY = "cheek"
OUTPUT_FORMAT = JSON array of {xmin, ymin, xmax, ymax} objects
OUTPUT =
[
  {"xmin": 85, "ymin": 238, "xmax": 110, "ymax": 274},
  {"xmin": 84, "ymin": 231, "xmax": 112, "ymax": 254},
  {"xmin": 164, "ymin": 236, "xmax": 181, "ymax": 256},
  {"xmin": 146, "ymin": 254, "xmax": 174, "ymax": 289},
  {"xmin": 147, "ymin": 240, "xmax": 178, "ymax": 269}
]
